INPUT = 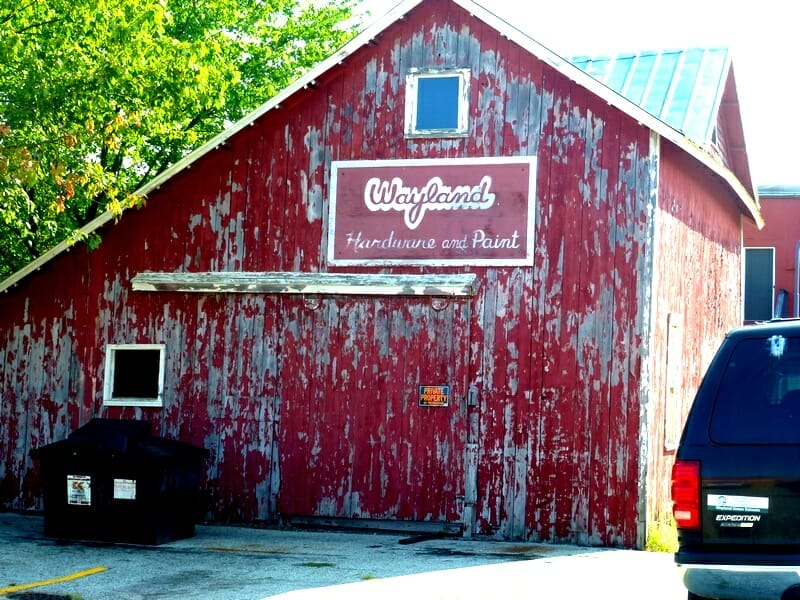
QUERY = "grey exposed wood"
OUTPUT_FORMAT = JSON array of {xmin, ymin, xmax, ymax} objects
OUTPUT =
[{"xmin": 131, "ymin": 271, "xmax": 479, "ymax": 297}]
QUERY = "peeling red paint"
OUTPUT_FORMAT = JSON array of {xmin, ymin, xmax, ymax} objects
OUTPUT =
[{"xmin": 0, "ymin": 0, "xmax": 746, "ymax": 548}]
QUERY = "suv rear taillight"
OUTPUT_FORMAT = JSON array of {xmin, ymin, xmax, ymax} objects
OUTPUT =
[{"xmin": 672, "ymin": 460, "xmax": 701, "ymax": 530}]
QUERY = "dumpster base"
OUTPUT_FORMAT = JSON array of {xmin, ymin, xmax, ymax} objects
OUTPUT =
[
  {"xmin": 43, "ymin": 505, "xmax": 197, "ymax": 545},
  {"xmin": 31, "ymin": 418, "xmax": 209, "ymax": 545}
]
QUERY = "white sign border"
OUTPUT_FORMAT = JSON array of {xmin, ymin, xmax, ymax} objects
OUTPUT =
[{"xmin": 326, "ymin": 156, "xmax": 537, "ymax": 267}]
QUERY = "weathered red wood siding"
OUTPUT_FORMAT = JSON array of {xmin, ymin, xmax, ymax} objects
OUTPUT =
[
  {"xmin": 743, "ymin": 195, "xmax": 800, "ymax": 316},
  {"xmin": 0, "ymin": 0, "xmax": 748, "ymax": 548},
  {"xmin": 646, "ymin": 141, "xmax": 743, "ymax": 527}
]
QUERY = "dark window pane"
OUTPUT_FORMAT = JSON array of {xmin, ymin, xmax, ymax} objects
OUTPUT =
[
  {"xmin": 710, "ymin": 336, "xmax": 800, "ymax": 444},
  {"xmin": 112, "ymin": 349, "xmax": 160, "ymax": 398}
]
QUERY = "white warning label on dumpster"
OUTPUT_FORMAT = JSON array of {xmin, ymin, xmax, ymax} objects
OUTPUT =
[
  {"xmin": 113, "ymin": 478, "xmax": 137, "ymax": 500},
  {"xmin": 67, "ymin": 475, "xmax": 91, "ymax": 506}
]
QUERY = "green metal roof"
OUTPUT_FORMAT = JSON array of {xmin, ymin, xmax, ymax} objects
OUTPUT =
[
  {"xmin": 570, "ymin": 48, "xmax": 731, "ymax": 147},
  {"xmin": 757, "ymin": 185, "xmax": 800, "ymax": 198}
]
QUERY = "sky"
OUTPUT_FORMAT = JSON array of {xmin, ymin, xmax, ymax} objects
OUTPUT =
[{"xmin": 357, "ymin": 0, "xmax": 800, "ymax": 187}]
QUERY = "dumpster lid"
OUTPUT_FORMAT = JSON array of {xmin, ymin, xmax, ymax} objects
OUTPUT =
[
  {"xmin": 31, "ymin": 418, "xmax": 208, "ymax": 461},
  {"xmin": 71, "ymin": 417, "xmax": 151, "ymax": 439},
  {"xmin": 68, "ymin": 418, "xmax": 152, "ymax": 453}
]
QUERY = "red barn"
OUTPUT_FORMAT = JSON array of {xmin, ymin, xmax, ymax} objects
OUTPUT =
[{"xmin": 0, "ymin": 0, "xmax": 761, "ymax": 547}]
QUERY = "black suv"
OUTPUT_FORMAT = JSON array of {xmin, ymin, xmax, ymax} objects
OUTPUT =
[{"xmin": 673, "ymin": 320, "xmax": 800, "ymax": 600}]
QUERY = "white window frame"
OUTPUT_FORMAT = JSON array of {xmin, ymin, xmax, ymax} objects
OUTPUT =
[
  {"xmin": 404, "ymin": 68, "xmax": 470, "ymax": 138},
  {"xmin": 103, "ymin": 343, "xmax": 166, "ymax": 407}
]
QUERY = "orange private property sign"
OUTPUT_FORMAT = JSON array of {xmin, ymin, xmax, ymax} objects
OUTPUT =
[
  {"xmin": 418, "ymin": 385, "xmax": 450, "ymax": 407},
  {"xmin": 327, "ymin": 157, "xmax": 536, "ymax": 266}
]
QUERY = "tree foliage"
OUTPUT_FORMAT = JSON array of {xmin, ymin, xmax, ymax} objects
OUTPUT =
[{"xmin": 0, "ymin": 0, "xmax": 359, "ymax": 279}]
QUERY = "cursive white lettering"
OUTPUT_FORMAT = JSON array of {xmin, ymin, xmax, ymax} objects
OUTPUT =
[
  {"xmin": 344, "ymin": 230, "xmax": 438, "ymax": 254},
  {"xmin": 364, "ymin": 175, "xmax": 496, "ymax": 230}
]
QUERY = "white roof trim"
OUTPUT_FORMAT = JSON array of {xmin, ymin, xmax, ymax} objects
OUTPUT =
[{"xmin": 0, "ymin": 0, "xmax": 761, "ymax": 294}]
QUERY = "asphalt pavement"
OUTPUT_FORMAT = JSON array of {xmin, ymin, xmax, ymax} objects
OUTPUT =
[{"xmin": 0, "ymin": 511, "xmax": 687, "ymax": 599}]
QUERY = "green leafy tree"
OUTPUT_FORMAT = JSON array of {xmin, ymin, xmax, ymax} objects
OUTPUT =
[{"xmin": 0, "ymin": 0, "xmax": 359, "ymax": 279}]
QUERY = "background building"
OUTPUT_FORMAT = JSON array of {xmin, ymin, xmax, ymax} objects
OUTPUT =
[{"xmin": 743, "ymin": 185, "xmax": 800, "ymax": 321}]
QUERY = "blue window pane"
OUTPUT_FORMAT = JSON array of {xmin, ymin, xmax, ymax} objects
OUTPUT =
[{"xmin": 416, "ymin": 76, "xmax": 459, "ymax": 130}]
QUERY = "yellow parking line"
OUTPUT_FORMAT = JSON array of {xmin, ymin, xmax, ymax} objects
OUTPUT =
[{"xmin": 0, "ymin": 566, "xmax": 108, "ymax": 595}]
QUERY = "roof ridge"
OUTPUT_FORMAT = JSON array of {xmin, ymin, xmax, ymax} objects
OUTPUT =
[{"xmin": 570, "ymin": 46, "xmax": 729, "ymax": 61}]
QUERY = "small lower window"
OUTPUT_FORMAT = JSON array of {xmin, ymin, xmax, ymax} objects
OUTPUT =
[{"xmin": 103, "ymin": 344, "xmax": 165, "ymax": 407}]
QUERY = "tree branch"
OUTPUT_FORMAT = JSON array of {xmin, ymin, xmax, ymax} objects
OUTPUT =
[{"xmin": 13, "ymin": 16, "xmax": 66, "ymax": 35}]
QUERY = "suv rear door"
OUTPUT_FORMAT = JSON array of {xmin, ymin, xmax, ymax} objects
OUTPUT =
[{"xmin": 695, "ymin": 332, "xmax": 800, "ymax": 549}]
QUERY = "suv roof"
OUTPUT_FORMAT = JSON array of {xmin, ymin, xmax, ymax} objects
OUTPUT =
[{"xmin": 729, "ymin": 317, "xmax": 800, "ymax": 335}]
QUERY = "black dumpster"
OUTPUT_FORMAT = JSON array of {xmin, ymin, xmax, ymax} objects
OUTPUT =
[{"xmin": 31, "ymin": 418, "xmax": 209, "ymax": 545}]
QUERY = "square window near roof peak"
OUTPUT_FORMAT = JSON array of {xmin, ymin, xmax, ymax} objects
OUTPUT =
[{"xmin": 405, "ymin": 69, "xmax": 469, "ymax": 138}]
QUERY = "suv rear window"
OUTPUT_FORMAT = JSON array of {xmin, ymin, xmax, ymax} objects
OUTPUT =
[{"xmin": 710, "ymin": 335, "xmax": 800, "ymax": 444}]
